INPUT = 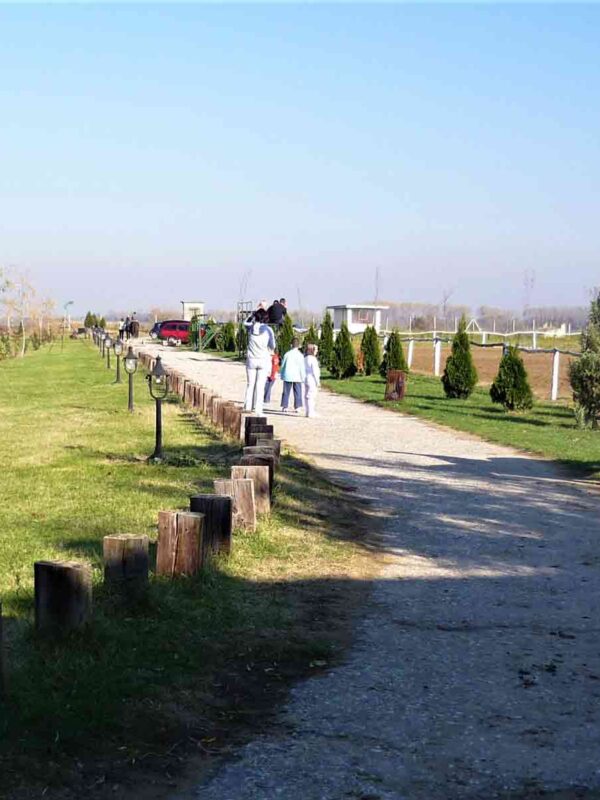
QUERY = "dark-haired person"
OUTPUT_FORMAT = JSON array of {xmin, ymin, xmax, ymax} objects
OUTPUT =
[{"xmin": 243, "ymin": 308, "xmax": 276, "ymax": 416}]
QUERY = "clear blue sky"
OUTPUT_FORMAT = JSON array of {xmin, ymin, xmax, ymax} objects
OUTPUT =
[{"xmin": 1, "ymin": 4, "xmax": 598, "ymax": 316}]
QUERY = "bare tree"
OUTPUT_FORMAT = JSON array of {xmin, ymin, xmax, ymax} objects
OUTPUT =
[{"xmin": 3, "ymin": 271, "xmax": 36, "ymax": 356}]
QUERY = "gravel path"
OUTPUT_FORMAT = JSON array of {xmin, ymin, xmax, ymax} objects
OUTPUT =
[{"xmin": 142, "ymin": 346, "xmax": 600, "ymax": 799}]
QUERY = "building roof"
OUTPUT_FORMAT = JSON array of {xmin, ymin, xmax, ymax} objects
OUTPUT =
[{"xmin": 326, "ymin": 304, "xmax": 389, "ymax": 310}]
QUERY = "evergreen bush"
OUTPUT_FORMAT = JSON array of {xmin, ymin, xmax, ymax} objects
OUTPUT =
[
  {"xmin": 319, "ymin": 311, "xmax": 334, "ymax": 370},
  {"xmin": 490, "ymin": 346, "xmax": 533, "ymax": 411},
  {"xmin": 277, "ymin": 314, "xmax": 295, "ymax": 357},
  {"xmin": 569, "ymin": 292, "xmax": 600, "ymax": 429},
  {"xmin": 236, "ymin": 323, "xmax": 248, "ymax": 354},
  {"xmin": 441, "ymin": 317, "xmax": 478, "ymax": 398},
  {"xmin": 330, "ymin": 322, "xmax": 357, "ymax": 379},
  {"xmin": 379, "ymin": 330, "xmax": 407, "ymax": 378},
  {"xmin": 360, "ymin": 326, "xmax": 381, "ymax": 376},
  {"xmin": 221, "ymin": 321, "xmax": 237, "ymax": 352},
  {"xmin": 302, "ymin": 323, "xmax": 319, "ymax": 353}
]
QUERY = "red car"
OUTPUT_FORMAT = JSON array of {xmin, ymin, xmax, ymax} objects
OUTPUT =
[{"xmin": 155, "ymin": 320, "xmax": 191, "ymax": 345}]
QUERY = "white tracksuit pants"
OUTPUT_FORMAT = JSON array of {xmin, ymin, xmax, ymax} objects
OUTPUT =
[
  {"xmin": 305, "ymin": 378, "xmax": 319, "ymax": 418},
  {"xmin": 245, "ymin": 360, "xmax": 269, "ymax": 416}
]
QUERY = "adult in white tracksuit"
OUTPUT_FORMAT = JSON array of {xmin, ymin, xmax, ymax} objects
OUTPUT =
[
  {"xmin": 304, "ymin": 343, "xmax": 321, "ymax": 418},
  {"xmin": 244, "ymin": 309, "xmax": 276, "ymax": 416}
]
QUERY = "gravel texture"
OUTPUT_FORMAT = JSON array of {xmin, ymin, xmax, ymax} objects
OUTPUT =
[{"xmin": 140, "ymin": 345, "xmax": 600, "ymax": 799}]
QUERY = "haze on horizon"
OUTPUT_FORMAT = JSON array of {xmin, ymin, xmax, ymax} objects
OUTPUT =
[{"xmin": 0, "ymin": 4, "xmax": 598, "ymax": 319}]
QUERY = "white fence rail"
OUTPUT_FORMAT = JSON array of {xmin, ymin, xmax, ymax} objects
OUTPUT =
[{"xmin": 398, "ymin": 336, "xmax": 581, "ymax": 402}]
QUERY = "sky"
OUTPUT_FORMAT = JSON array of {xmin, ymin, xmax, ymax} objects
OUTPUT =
[{"xmin": 0, "ymin": 3, "xmax": 599, "ymax": 317}]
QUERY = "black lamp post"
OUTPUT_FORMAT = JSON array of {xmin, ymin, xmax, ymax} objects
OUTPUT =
[
  {"xmin": 105, "ymin": 335, "xmax": 112, "ymax": 369},
  {"xmin": 146, "ymin": 355, "xmax": 169, "ymax": 461},
  {"xmin": 113, "ymin": 339, "xmax": 123, "ymax": 383},
  {"xmin": 123, "ymin": 346, "xmax": 138, "ymax": 412}
]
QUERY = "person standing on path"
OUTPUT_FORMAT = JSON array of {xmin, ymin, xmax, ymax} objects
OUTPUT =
[
  {"xmin": 304, "ymin": 343, "xmax": 321, "ymax": 418},
  {"xmin": 279, "ymin": 337, "xmax": 305, "ymax": 413},
  {"xmin": 243, "ymin": 308, "xmax": 275, "ymax": 416},
  {"xmin": 264, "ymin": 350, "xmax": 280, "ymax": 404}
]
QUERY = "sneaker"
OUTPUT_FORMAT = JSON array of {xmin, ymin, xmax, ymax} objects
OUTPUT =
[{"xmin": 280, "ymin": 408, "xmax": 287, "ymax": 413}]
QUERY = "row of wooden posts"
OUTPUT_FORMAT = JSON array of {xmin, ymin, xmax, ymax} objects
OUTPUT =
[{"xmin": 0, "ymin": 356, "xmax": 282, "ymax": 694}]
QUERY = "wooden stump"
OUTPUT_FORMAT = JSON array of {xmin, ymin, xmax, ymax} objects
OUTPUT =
[
  {"xmin": 244, "ymin": 415, "xmax": 267, "ymax": 445},
  {"xmin": 247, "ymin": 426, "xmax": 274, "ymax": 447},
  {"xmin": 189, "ymin": 495, "xmax": 232, "ymax": 554},
  {"xmin": 211, "ymin": 397, "xmax": 222, "ymax": 426},
  {"xmin": 243, "ymin": 445, "xmax": 280, "ymax": 466},
  {"xmin": 231, "ymin": 465, "xmax": 270, "ymax": 515},
  {"xmin": 34, "ymin": 561, "xmax": 92, "ymax": 633},
  {"xmin": 156, "ymin": 511, "xmax": 204, "ymax": 577},
  {"xmin": 103, "ymin": 534, "xmax": 149, "ymax": 595},
  {"xmin": 222, "ymin": 404, "xmax": 240, "ymax": 438},
  {"xmin": 251, "ymin": 438, "xmax": 282, "ymax": 460},
  {"xmin": 240, "ymin": 454, "xmax": 275, "ymax": 495},
  {"xmin": 214, "ymin": 478, "xmax": 257, "ymax": 531}
]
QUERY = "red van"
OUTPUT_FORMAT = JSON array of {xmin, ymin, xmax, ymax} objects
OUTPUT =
[{"xmin": 156, "ymin": 320, "xmax": 190, "ymax": 345}]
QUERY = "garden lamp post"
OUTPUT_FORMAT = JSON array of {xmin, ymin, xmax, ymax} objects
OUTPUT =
[
  {"xmin": 123, "ymin": 346, "xmax": 138, "ymax": 412},
  {"xmin": 105, "ymin": 335, "xmax": 112, "ymax": 369},
  {"xmin": 146, "ymin": 355, "xmax": 169, "ymax": 461},
  {"xmin": 101, "ymin": 332, "xmax": 106, "ymax": 358},
  {"xmin": 113, "ymin": 339, "xmax": 123, "ymax": 383}
]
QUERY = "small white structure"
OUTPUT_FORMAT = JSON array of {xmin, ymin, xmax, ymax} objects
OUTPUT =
[
  {"xmin": 327, "ymin": 304, "xmax": 389, "ymax": 335},
  {"xmin": 181, "ymin": 301, "xmax": 205, "ymax": 321}
]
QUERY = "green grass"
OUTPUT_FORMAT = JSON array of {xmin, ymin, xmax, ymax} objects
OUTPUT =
[
  {"xmin": 0, "ymin": 342, "xmax": 370, "ymax": 796},
  {"xmin": 323, "ymin": 372, "xmax": 600, "ymax": 478}
]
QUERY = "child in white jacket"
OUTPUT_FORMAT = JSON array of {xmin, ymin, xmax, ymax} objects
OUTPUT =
[{"xmin": 304, "ymin": 344, "xmax": 321, "ymax": 418}]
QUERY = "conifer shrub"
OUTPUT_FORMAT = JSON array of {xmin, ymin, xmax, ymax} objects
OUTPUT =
[
  {"xmin": 569, "ymin": 292, "xmax": 600, "ymax": 429},
  {"xmin": 302, "ymin": 323, "xmax": 319, "ymax": 353},
  {"xmin": 360, "ymin": 326, "xmax": 381, "ymax": 376},
  {"xmin": 441, "ymin": 317, "xmax": 478, "ymax": 399},
  {"xmin": 277, "ymin": 314, "xmax": 295, "ymax": 357},
  {"xmin": 319, "ymin": 311, "xmax": 334, "ymax": 370},
  {"xmin": 379, "ymin": 330, "xmax": 407, "ymax": 378},
  {"xmin": 490, "ymin": 346, "xmax": 533, "ymax": 411},
  {"xmin": 221, "ymin": 321, "xmax": 237, "ymax": 352},
  {"xmin": 236, "ymin": 323, "xmax": 248, "ymax": 354},
  {"xmin": 98, "ymin": 317, "xmax": 106, "ymax": 329},
  {"xmin": 330, "ymin": 321, "xmax": 357, "ymax": 379}
]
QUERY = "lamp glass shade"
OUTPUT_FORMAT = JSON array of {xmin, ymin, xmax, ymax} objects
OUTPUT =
[
  {"xmin": 113, "ymin": 340, "xmax": 123, "ymax": 356},
  {"xmin": 105, "ymin": 336, "xmax": 113, "ymax": 349},
  {"xmin": 124, "ymin": 348, "xmax": 138, "ymax": 374},
  {"xmin": 148, "ymin": 356, "xmax": 169, "ymax": 399}
]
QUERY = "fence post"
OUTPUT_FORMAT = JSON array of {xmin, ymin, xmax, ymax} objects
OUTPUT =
[
  {"xmin": 482, "ymin": 331, "xmax": 487, "ymax": 345},
  {"xmin": 407, "ymin": 339, "xmax": 414, "ymax": 369},
  {"xmin": 551, "ymin": 349, "xmax": 560, "ymax": 401},
  {"xmin": 433, "ymin": 338, "xmax": 442, "ymax": 377}
]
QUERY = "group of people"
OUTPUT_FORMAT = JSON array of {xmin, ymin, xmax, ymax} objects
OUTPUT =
[
  {"xmin": 243, "ymin": 301, "xmax": 320, "ymax": 418},
  {"xmin": 118, "ymin": 314, "xmax": 139, "ymax": 340}
]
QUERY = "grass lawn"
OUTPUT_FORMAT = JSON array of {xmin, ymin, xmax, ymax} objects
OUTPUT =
[
  {"xmin": 323, "ymin": 372, "xmax": 600, "ymax": 479},
  {"xmin": 0, "ymin": 341, "xmax": 373, "ymax": 799}
]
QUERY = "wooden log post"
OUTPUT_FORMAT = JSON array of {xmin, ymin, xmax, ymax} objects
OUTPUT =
[
  {"xmin": 211, "ymin": 397, "xmax": 222, "ymax": 426},
  {"xmin": 34, "ymin": 561, "xmax": 92, "ymax": 633},
  {"xmin": 243, "ymin": 445, "xmax": 280, "ymax": 466},
  {"xmin": 244, "ymin": 415, "xmax": 267, "ymax": 445},
  {"xmin": 239, "ymin": 454, "xmax": 275, "ymax": 496},
  {"xmin": 252, "ymin": 438, "xmax": 282, "ymax": 459},
  {"xmin": 222, "ymin": 404, "xmax": 240, "ymax": 438},
  {"xmin": 103, "ymin": 534, "xmax": 149, "ymax": 596},
  {"xmin": 247, "ymin": 425, "xmax": 274, "ymax": 447},
  {"xmin": 189, "ymin": 495, "xmax": 232, "ymax": 554},
  {"xmin": 217, "ymin": 400, "xmax": 231, "ymax": 431},
  {"xmin": 214, "ymin": 478, "xmax": 257, "ymax": 532},
  {"xmin": 231, "ymin": 465, "xmax": 271, "ymax": 515},
  {"xmin": 156, "ymin": 511, "xmax": 204, "ymax": 577}
]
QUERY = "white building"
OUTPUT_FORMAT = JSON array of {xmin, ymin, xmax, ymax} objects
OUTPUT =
[
  {"xmin": 326, "ymin": 304, "xmax": 389, "ymax": 335},
  {"xmin": 181, "ymin": 301, "xmax": 205, "ymax": 321}
]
